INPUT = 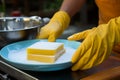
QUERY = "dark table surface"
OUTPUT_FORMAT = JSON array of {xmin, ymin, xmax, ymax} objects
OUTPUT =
[
  {"xmin": 22, "ymin": 55, "xmax": 120, "ymax": 80},
  {"xmin": 1, "ymin": 50, "xmax": 120, "ymax": 80}
]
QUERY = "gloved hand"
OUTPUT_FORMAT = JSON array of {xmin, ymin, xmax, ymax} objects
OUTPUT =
[
  {"xmin": 68, "ymin": 17, "xmax": 120, "ymax": 71},
  {"xmin": 37, "ymin": 11, "xmax": 70, "ymax": 42}
]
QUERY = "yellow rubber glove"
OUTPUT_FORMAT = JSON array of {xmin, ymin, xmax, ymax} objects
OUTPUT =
[
  {"xmin": 68, "ymin": 17, "xmax": 120, "ymax": 71},
  {"xmin": 37, "ymin": 11, "xmax": 70, "ymax": 42}
]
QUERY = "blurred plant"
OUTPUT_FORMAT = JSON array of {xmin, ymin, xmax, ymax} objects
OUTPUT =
[
  {"xmin": 0, "ymin": 0, "xmax": 5, "ymax": 17},
  {"xmin": 43, "ymin": 0, "xmax": 63, "ymax": 12}
]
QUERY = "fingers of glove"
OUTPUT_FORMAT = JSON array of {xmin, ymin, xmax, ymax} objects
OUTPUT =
[
  {"xmin": 48, "ymin": 24, "xmax": 63, "ymax": 42},
  {"xmin": 82, "ymin": 40, "xmax": 111, "ymax": 70},
  {"xmin": 80, "ymin": 50, "xmax": 105, "ymax": 70},
  {"xmin": 84, "ymin": 45, "xmax": 107, "ymax": 70},
  {"xmin": 37, "ymin": 27, "xmax": 49, "ymax": 39},
  {"xmin": 48, "ymin": 32, "xmax": 57, "ymax": 42},
  {"xmin": 71, "ymin": 48, "xmax": 93, "ymax": 71},
  {"xmin": 37, "ymin": 22, "xmax": 62, "ymax": 41},
  {"xmin": 71, "ymin": 35, "xmax": 110, "ymax": 71},
  {"xmin": 67, "ymin": 27, "xmax": 96, "ymax": 40},
  {"xmin": 71, "ymin": 38, "xmax": 96, "ymax": 71},
  {"xmin": 71, "ymin": 36, "xmax": 93, "ymax": 67},
  {"xmin": 72, "ymin": 40, "xmax": 107, "ymax": 71},
  {"xmin": 67, "ymin": 29, "xmax": 91, "ymax": 40}
]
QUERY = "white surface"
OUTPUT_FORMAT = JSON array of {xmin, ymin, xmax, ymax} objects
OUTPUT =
[{"xmin": 8, "ymin": 47, "xmax": 75, "ymax": 65}]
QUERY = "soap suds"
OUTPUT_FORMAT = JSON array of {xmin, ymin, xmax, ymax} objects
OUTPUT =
[{"xmin": 8, "ymin": 47, "xmax": 75, "ymax": 65}]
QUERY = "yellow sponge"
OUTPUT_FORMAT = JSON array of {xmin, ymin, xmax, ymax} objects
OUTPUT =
[
  {"xmin": 27, "ymin": 42, "xmax": 64, "ymax": 55},
  {"xmin": 26, "ymin": 42, "xmax": 65, "ymax": 63}
]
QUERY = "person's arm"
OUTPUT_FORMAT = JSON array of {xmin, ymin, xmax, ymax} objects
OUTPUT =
[{"xmin": 60, "ymin": 0, "xmax": 86, "ymax": 17}]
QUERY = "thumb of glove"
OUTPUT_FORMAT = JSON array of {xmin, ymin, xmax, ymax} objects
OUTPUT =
[{"xmin": 67, "ymin": 28, "xmax": 96, "ymax": 40}]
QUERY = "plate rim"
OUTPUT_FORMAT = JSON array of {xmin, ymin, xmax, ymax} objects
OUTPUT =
[{"xmin": 0, "ymin": 39, "xmax": 80, "ymax": 71}]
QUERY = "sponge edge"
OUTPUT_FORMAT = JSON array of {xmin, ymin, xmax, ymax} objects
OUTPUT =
[{"xmin": 27, "ymin": 49, "xmax": 65, "ymax": 63}]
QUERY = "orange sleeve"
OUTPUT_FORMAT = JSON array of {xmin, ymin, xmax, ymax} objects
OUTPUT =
[{"xmin": 95, "ymin": 0, "xmax": 120, "ymax": 24}]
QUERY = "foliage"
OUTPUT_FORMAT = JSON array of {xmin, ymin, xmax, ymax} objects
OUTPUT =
[{"xmin": 43, "ymin": 0, "xmax": 63, "ymax": 12}]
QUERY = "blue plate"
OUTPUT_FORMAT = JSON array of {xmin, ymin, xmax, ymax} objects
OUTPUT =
[{"xmin": 0, "ymin": 39, "xmax": 80, "ymax": 71}]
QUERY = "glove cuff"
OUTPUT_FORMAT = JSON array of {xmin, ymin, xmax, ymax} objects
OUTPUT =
[{"xmin": 50, "ymin": 11, "xmax": 70, "ymax": 30}]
